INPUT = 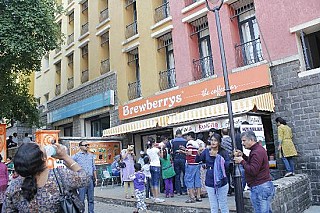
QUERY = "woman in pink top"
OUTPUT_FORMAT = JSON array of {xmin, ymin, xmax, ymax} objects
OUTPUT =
[{"xmin": 0, "ymin": 154, "xmax": 8, "ymax": 210}]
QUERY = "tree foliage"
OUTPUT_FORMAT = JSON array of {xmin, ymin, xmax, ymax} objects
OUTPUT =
[{"xmin": 0, "ymin": 0, "xmax": 61, "ymax": 127}]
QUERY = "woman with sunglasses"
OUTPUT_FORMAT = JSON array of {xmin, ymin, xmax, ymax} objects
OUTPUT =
[{"xmin": 195, "ymin": 133, "xmax": 230, "ymax": 213}]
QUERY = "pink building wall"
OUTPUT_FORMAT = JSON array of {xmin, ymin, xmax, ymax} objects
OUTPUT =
[{"xmin": 256, "ymin": 0, "xmax": 320, "ymax": 61}]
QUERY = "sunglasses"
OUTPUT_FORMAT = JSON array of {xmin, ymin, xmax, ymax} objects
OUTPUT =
[{"xmin": 81, "ymin": 144, "xmax": 89, "ymax": 147}]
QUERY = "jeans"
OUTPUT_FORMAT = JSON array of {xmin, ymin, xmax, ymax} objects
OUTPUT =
[
  {"xmin": 282, "ymin": 157, "xmax": 295, "ymax": 173},
  {"xmin": 145, "ymin": 177, "xmax": 153, "ymax": 198},
  {"xmin": 184, "ymin": 164, "xmax": 201, "ymax": 189},
  {"xmin": 173, "ymin": 158, "xmax": 187, "ymax": 194},
  {"xmin": 239, "ymin": 164, "xmax": 247, "ymax": 189},
  {"xmin": 250, "ymin": 181, "xmax": 275, "ymax": 213},
  {"xmin": 206, "ymin": 184, "xmax": 229, "ymax": 213},
  {"xmin": 150, "ymin": 166, "xmax": 161, "ymax": 188},
  {"xmin": 79, "ymin": 177, "xmax": 94, "ymax": 213}
]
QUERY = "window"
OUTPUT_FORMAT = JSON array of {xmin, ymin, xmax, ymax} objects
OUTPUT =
[
  {"xmin": 64, "ymin": 126, "xmax": 73, "ymax": 137},
  {"xmin": 232, "ymin": 0, "xmax": 263, "ymax": 67},
  {"xmin": 68, "ymin": 11, "xmax": 74, "ymax": 23},
  {"xmin": 300, "ymin": 30, "xmax": 320, "ymax": 70},
  {"xmin": 91, "ymin": 117, "xmax": 110, "ymax": 137},
  {"xmin": 67, "ymin": 53, "xmax": 74, "ymax": 66},
  {"xmin": 44, "ymin": 54, "xmax": 49, "ymax": 69},
  {"xmin": 127, "ymin": 48, "xmax": 141, "ymax": 100},
  {"xmin": 190, "ymin": 16, "xmax": 214, "ymax": 80},
  {"xmin": 82, "ymin": 45, "xmax": 88, "ymax": 58}
]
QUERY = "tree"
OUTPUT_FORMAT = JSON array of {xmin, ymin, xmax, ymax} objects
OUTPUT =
[{"xmin": 0, "ymin": 0, "xmax": 61, "ymax": 127}]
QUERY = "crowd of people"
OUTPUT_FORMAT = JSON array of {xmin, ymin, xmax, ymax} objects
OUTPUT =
[{"xmin": 0, "ymin": 117, "xmax": 297, "ymax": 213}]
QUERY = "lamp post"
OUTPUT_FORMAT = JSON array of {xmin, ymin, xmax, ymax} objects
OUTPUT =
[{"xmin": 204, "ymin": 0, "xmax": 244, "ymax": 212}]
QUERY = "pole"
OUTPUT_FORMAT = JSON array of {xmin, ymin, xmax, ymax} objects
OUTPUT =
[{"xmin": 213, "ymin": 8, "xmax": 245, "ymax": 213}]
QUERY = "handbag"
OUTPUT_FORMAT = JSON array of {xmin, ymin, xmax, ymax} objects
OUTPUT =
[{"xmin": 53, "ymin": 168, "xmax": 85, "ymax": 213}]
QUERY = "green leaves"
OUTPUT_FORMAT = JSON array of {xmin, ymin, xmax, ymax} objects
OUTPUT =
[{"xmin": 0, "ymin": 0, "xmax": 61, "ymax": 127}]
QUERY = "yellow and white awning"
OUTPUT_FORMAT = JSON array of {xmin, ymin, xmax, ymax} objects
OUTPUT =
[
  {"xmin": 103, "ymin": 93, "xmax": 274, "ymax": 137},
  {"xmin": 103, "ymin": 115, "xmax": 169, "ymax": 137},
  {"xmin": 167, "ymin": 93, "xmax": 274, "ymax": 125}
]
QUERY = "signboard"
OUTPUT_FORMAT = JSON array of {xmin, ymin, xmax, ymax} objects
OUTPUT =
[
  {"xmin": 119, "ymin": 64, "xmax": 270, "ymax": 120},
  {"xmin": 69, "ymin": 141, "xmax": 121, "ymax": 165},
  {"xmin": 47, "ymin": 90, "xmax": 115, "ymax": 123},
  {"xmin": 35, "ymin": 130, "xmax": 60, "ymax": 169},
  {"xmin": 240, "ymin": 124, "xmax": 266, "ymax": 156},
  {"xmin": 0, "ymin": 124, "xmax": 7, "ymax": 161}
]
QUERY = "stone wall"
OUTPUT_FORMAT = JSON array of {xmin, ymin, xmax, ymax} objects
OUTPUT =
[
  {"xmin": 270, "ymin": 60, "xmax": 320, "ymax": 204},
  {"xmin": 244, "ymin": 174, "xmax": 312, "ymax": 213}
]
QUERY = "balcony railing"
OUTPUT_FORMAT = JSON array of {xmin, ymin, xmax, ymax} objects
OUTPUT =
[
  {"xmin": 128, "ymin": 80, "xmax": 141, "ymax": 100},
  {"xmin": 82, "ymin": 0, "xmax": 88, "ymax": 13},
  {"xmin": 55, "ymin": 84, "xmax": 61, "ymax": 96},
  {"xmin": 67, "ymin": 77, "xmax": 74, "ymax": 90},
  {"xmin": 125, "ymin": 0, "xmax": 136, "ymax": 8},
  {"xmin": 81, "ymin": 22, "xmax": 89, "ymax": 35},
  {"xmin": 99, "ymin": 8, "xmax": 109, "ymax": 23},
  {"xmin": 185, "ymin": 0, "xmax": 201, "ymax": 7},
  {"xmin": 235, "ymin": 38, "xmax": 263, "ymax": 67},
  {"xmin": 154, "ymin": 2, "xmax": 170, "ymax": 23},
  {"xmin": 193, "ymin": 55, "xmax": 214, "ymax": 81},
  {"xmin": 101, "ymin": 32, "xmax": 109, "ymax": 46},
  {"xmin": 159, "ymin": 68, "xmax": 176, "ymax": 91},
  {"xmin": 67, "ymin": 33, "xmax": 74, "ymax": 45},
  {"xmin": 81, "ymin": 69, "xmax": 89, "ymax": 83},
  {"xmin": 125, "ymin": 21, "xmax": 138, "ymax": 39},
  {"xmin": 100, "ymin": 59, "xmax": 110, "ymax": 74}
]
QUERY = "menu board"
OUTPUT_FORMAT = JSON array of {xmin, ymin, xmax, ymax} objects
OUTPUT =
[
  {"xmin": 69, "ymin": 141, "xmax": 121, "ymax": 165},
  {"xmin": 0, "ymin": 124, "xmax": 7, "ymax": 160}
]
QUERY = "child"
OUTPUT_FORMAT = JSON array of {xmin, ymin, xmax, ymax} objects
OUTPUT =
[
  {"xmin": 160, "ymin": 148, "xmax": 176, "ymax": 198},
  {"xmin": 142, "ymin": 156, "xmax": 153, "ymax": 199},
  {"xmin": 130, "ymin": 163, "xmax": 148, "ymax": 213}
]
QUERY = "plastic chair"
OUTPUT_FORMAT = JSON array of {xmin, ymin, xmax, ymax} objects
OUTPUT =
[
  {"xmin": 106, "ymin": 165, "xmax": 121, "ymax": 185},
  {"xmin": 100, "ymin": 170, "xmax": 113, "ymax": 190}
]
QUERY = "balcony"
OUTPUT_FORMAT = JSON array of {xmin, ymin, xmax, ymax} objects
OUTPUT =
[
  {"xmin": 101, "ymin": 32, "xmax": 109, "ymax": 46},
  {"xmin": 81, "ymin": 69, "xmax": 89, "ymax": 83},
  {"xmin": 235, "ymin": 38, "xmax": 263, "ymax": 67},
  {"xmin": 185, "ymin": 0, "xmax": 201, "ymax": 7},
  {"xmin": 193, "ymin": 55, "xmax": 214, "ymax": 81},
  {"xmin": 55, "ymin": 84, "xmax": 61, "ymax": 96},
  {"xmin": 154, "ymin": 2, "xmax": 170, "ymax": 23},
  {"xmin": 67, "ymin": 33, "xmax": 74, "ymax": 45},
  {"xmin": 159, "ymin": 68, "xmax": 176, "ymax": 91},
  {"xmin": 125, "ymin": 0, "xmax": 136, "ymax": 8},
  {"xmin": 99, "ymin": 8, "xmax": 109, "ymax": 23},
  {"xmin": 100, "ymin": 59, "xmax": 110, "ymax": 74},
  {"xmin": 125, "ymin": 21, "xmax": 138, "ymax": 39},
  {"xmin": 67, "ymin": 77, "xmax": 74, "ymax": 90},
  {"xmin": 82, "ymin": 0, "xmax": 88, "ymax": 13},
  {"xmin": 128, "ymin": 80, "xmax": 141, "ymax": 100},
  {"xmin": 81, "ymin": 22, "xmax": 89, "ymax": 35}
]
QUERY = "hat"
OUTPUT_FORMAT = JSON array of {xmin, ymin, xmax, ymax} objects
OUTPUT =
[{"xmin": 140, "ymin": 151, "xmax": 145, "ymax": 155}]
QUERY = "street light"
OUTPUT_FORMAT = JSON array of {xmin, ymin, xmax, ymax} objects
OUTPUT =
[{"xmin": 204, "ymin": 0, "xmax": 245, "ymax": 212}]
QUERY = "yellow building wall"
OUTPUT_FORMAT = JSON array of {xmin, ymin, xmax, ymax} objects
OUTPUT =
[{"xmin": 35, "ymin": 0, "xmax": 173, "ymax": 109}]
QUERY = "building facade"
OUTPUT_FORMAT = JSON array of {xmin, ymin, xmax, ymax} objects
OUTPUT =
[{"xmin": 35, "ymin": 0, "xmax": 320, "ymax": 204}]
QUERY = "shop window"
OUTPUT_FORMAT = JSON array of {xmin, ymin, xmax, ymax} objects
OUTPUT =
[
  {"xmin": 64, "ymin": 126, "xmax": 73, "ymax": 137},
  {"xmin": 91, "ymin": 117, "xmax": 110, "ymax": 137}
]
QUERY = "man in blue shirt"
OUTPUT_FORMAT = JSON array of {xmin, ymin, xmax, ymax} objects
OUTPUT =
[{"xmin": 72, "ymin": 141, "xmax": 97, "ymax": 213}]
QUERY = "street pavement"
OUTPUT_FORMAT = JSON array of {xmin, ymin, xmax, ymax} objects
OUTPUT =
[{"xmin": 85, "ymin": 201, "xmax": 161, "ymax": 213}]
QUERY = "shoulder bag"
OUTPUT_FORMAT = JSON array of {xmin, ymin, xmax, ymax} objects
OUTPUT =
[{"xmin": 53, "ymin": 168, "xmax": 85, "ymax": 213}]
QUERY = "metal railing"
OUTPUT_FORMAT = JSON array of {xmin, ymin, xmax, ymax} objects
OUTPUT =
[
  {"xmin": 185, "ymin": 0, "xmax": 201, "ymax": 7},
  {"xmin": 154, "ymin": 2, "xmax": 170, "ymax": 23},
  {"xmin": 81, "ymin": 69, "xmax": 89, "ymax": 83},
  {"xmin": 55, "ymin": 84, "xmax": 61, "ymax": 96},
  {"xmin": 159, "ymin": 68, "xmax": 176, "ymax": 91},
  {"xmin": 193, "ymin": 55, "xmax": 214, "ymax": 80},
  {"xmin": 101, "ymin": 32, "xmax": 109, "ymax": 46},
  {"xmin": 125, "ymin": 21, "xmax": 138, "ymax": 39},
  {"xmin": 67, "ymin": 77, "xmax": 74, "ymax": 90},
  {"xmin": 128, "ymin": 80, "xmax": 141, "ymax": 100},
  {"xmin": 81, "ymin": 22, "xmax": 89, "ymax": 35},
  {"xmin": 82, "ymin": 0, "xmax": 88, "ymax": 13},
  {"xmin": 99, "ymin": 8, "xmax": 109, "ymax": 23},
  {"xmin": 67, "ymin": 33, "xmax": 74, "ymax": 45},
  {"xmin": 100, "ymin": 59, "xmax": 110, "ymax": 74},
  {"xmin": 235, "ymin": 38, "xmax": 263, "ymax": 67}
]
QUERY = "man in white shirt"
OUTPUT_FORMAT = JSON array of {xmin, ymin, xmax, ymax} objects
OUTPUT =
[{"xmin": 22, "ymin": 133, "xmax": 31, "ymax": 143}]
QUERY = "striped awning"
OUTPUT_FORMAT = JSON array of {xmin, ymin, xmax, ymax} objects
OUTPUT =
[
  {"xmin": 103, "ymin": 115, "xmax": 169, "ymax": 137},
  {"xmin": 168, "ymin": 93, "xmax": 274, "ymax": 125}
]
